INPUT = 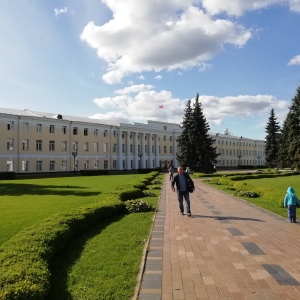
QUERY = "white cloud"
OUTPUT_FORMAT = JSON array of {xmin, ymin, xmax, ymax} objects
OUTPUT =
[
  {"xmin": 54, "ymin": 7, "xmax": 68, "ymax": 16},
  {"xmin": 80, "ymin": 1, "xmax": 252, "ymax": 84},
  {"xmin": 90, "ymin": 85, "xmax": 290, "ymax": 132},
  {"xmin": 155, "ymin": 75, "xmax": 162, "ymax": 80},
  {"xmin": 288, "ymin": 54, "xmax": 300, "ymax": 65}
]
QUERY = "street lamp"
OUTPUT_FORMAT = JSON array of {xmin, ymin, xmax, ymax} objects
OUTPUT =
[
  {"xmin": 237, "ymin": 136, "xmax": 242, "ymax": 166},
  {"xmin": 72, "ymin": 151, "xmax": 77, "ymax": 174},
  {"xmin": 138, "ymin": 152, "xmax": 143, "ymax": 168}
]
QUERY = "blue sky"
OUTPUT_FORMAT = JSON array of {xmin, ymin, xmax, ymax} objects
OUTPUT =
[{"xmin": 0, "ymin": 0, "xmax": 300, "ymax": 140}]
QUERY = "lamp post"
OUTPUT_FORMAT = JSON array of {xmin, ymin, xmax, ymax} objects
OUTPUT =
[
  {"xmin": 138, "ymin": 152, "xmax": 143, "ymax": 169},
  {"xmin": 72, "ymin": 151, "xmax": 77, "ymax": 175},
  {"xmin": 237, "ymin": 136, "xmax": 242, "ymax": 166}
]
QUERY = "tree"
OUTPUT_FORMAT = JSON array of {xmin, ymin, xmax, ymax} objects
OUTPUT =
[
  {"xmin": 264, "ymin": 108, "xmax": 280, "ymax": 167},
  {"xmin": 176, "ymin": 99, "xmax": 193, "ymax": 167},
  {"xmin": 286, "ymin": 86, "xmax": 300, "ymax": 169},
  {"xmin": 278, "ymin": 114, "xmax": 292, "ymax": 168},
  {"xmin": 177, "ymin": 94, "xmax": 218, "ymax": 173}
]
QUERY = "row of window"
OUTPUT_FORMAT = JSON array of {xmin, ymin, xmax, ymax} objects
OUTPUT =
[
  {"xmin": 217, "ymin": 139, "xmax": 264, "ymax": 148},
  {"xmin": 6, "ymin": 121, "xmax": 173, "ymax": 141},
  {"xmin": 216, "ymin": 159, "xmax": 262, "ymax": 166},
  {"xmin": 6, "ymin": 139, "xmax": 174, "ymax": 154},
  {"xmin": 218, "ymin": 149, "xmax": 264, "ymax": 157},
  {"xmin": 6, "ymin": 159, "xmax": 158, "ymax": 172}
]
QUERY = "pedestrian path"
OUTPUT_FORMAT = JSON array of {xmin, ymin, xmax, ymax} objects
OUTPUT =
[{"xmin": 137, "ymin": 174, "xmax": 300, "ymax": 299}]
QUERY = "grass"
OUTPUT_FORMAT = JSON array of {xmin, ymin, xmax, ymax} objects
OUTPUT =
[
  {"xmin": 0, "ymin": 173, "xmax": 162, "ymax": 299},
  {"xmin": 0, "ymin": 174, "xmax": 144, "ymax": 245},
  {"xmin": 203, "ymin": 172, "xmax": 300, "ymax": 219}
]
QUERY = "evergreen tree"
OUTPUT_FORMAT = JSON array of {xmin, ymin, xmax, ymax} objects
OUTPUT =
[
  {"xmin": 277, "ymin": 115, "xmax": 291, "ymax": 168},
  {"xmin": 264, "ymin": 108, "xmax": 280, "ymax": 167},
  {"xmin": 286, "ymin": 85, "xmax": 300, "ymax": 169},
  {"xmin": 176, "ymin": 99, "xmax": 193, "ymax": 167},
  {"xmin": 177, "ymin": 94, "xmax": 218, "ymax": 173}
]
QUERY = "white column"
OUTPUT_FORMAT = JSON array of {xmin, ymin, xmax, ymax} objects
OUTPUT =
[
  {"xmin": 173, "ymin": 133, "xmax": 179, "ymax": 167},
  {"xmin": 126, "ymin": 131, "xmax": 131, "ymax": 169},
  {"xmin": 118, "ymin": 128, "xmax": 123, "ymax": 170},
  {"xmin": 155, "ymin": 134, "xmax": 160, "ymax": 168},
  {"xmin": 134, "ymin": 132, "xmax": 139, "ymax": 169},
  {"xmin": 149, "ymin": 133, "xmax": 153, "ymax": 168},
  {"xmin": 141, "ymin": 132, "xmax": 145, "ymax": 168}
]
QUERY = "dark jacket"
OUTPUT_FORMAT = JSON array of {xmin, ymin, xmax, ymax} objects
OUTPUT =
[{"xmin": 171, "ymin": 172, "xmax": 194, "ymax": 192}]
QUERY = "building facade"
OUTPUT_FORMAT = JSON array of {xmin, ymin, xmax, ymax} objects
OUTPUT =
[{"xmin": 0, "ymin": 108, "xmax": 265, "ymax": 173}]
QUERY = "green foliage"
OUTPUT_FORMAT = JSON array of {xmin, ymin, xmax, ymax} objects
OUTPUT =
[
  {"xmin": 234, "ymin": 190, "xmax": 260, "ymax": 198},
  {"xmin": 0, "ymin": 172, "xmax": 16, "ymax": 180},
  {"xmin": 177, "ymin": 94, "xmax": 218, "ymax": 173},
  {"xmin": 265, "ymin": 108, "xmax": 281, "ymax": 167},
  {"xmin": 125, "ymin": 199, "xmax": 156, "ymax": 213},
  {"xmin": 0, "ymin": 171, "xmax": 161, "ymax": 300}
]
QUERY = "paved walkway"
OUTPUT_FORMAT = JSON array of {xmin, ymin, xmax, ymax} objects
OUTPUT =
[{"xmin": 137, "ymin": 175, "xmax": 300, "ymax": 299}]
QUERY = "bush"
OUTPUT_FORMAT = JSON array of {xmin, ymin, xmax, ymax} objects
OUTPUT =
[
  {"xmin": 125, "ymin": 199, "xmax": 156, "ymax": 213},
  {"xmin": 234, "ymin": 190, "xmax": 260, "ymax": 198}
]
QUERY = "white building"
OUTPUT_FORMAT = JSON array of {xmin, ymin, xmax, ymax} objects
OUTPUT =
[{"xmin": 0, "ymin": 108, "xmax": 265, "ymax": 173}]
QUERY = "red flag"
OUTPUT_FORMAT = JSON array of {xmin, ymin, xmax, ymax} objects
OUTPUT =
[{"xmin": 159, "ymin": 105, "xmax": 164, "ymax": 108}]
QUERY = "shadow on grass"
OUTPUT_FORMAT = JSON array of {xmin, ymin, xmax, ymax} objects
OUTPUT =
[
  {"xmin": 0, "ymin": 183, "xmax": 100, "ymax": 197},
  {"xmin": 46, "ymin": 214, "xmax": 125, "ymax": 300}
]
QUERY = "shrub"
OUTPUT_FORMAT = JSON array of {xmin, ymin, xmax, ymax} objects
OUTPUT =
[
  {"xmin": 234, "ymin": 190, "xmax": 260, "ymax": 198},
  {"xmin": 125, "ymin": 199, "xmax": 156, "ymax": 213}
]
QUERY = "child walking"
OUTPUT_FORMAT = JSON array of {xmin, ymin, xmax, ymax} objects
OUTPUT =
[{"xmin": 284, "ymin": 186, "xmax": 300, "ymax": 223}]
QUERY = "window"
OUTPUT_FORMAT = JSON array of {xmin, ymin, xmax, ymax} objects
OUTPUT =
[
  {"xmin": 104, "ymin": 143, "xmax": 108, "ymax": 153},
  {"xmin": 122, "ymin": 160, "xmax": 125, "ymax": 168},
  {"xmin": 7, "ymin": 161, "xmax": 13, "ymax": 171},
  {"xmin": 113, "ymin": 144, "xmax": 117, "ymax": 153},
  {"xmin": 7, "ymin": 121, "xmax": 14, "ymax": 131},
  {"xmin": 94, "ymin": 160, "xmax": 99, "ymax": 169},
  {"xmin": 145, "ymin": 145, "xmax": 148, "ymax": 153},
  {"xmin": 104, "ymin": 160, "xmax": 108, "ymax": 169},
  {"xmin": 7, "ymin": 139, "xmax": 14, "ymax": 150},
  {"xmin": 84, "ymin": 128, "xmax": 88, "ymax": 136},
  {"xmin": 164, "ymin": 146, "xmax": 167, "ymax": 154},
  {"xmin": 50, "ymin": 160, "xmax": 55, "ymax": 171},
  {"xmin": 73, "ymin": 127, "xmax": 78, "ymax": 135},
  {"xmin": 22, "ymin": 160, "xmax": 29, "ymax": 171},
  {"xmin": 36, "ymin": 140, "xmax": 42, "ymax": 151},
  {"xmin": 22, "ymin": 139, "xmax": 29, "ymax": 151},
  {"xmin": 170, "ymin": 146, "xmax": 173, "ymax": 154},
  {"xmin": 84, "ymin": 160, "xmax": 89, "ymax": 170},
  {"xmin": 49, "ymin": 140, "xmax": 55, "ymax": 151},
  {"xmin": 130, "ymin": 160, "xmax": 133, "ymax": 168},
  {"xmin": 84, "ymin": 142, "xmax": 89, "ymax": 152},
  {"xmin": 94, "ymin": 129, "xmax": 98, "ymax": 137},
  {"xmin": 37, "ymin": 123, "xmax": 42, "ymax": 132},
  {"xmin": 104, "ymin": 130, "xmax": 108, "ymax": 137},
  {"xmin": 113, "ymin": 131, "xmax": 117, "ymax": 137},
  {"xmin": 94, "ymin": 142, "xmax": 99, "ymax": 152},
  {"xmin": 163, "ymin": 135, "xmax": 166, "ymax": 141},
  {"xmin": 23, "ymin": 122, "xmax": 29, "ymax": 132},
  {"xmin": 138, "ymin": 145, "xmax": 141, "ymax": 153},
  {"xmin": 36, "ymin": 161, "xmax": 42, "ymax": 171},
  {"xmin": 62, "ymin": 126, "xmax": 67, "ymax": 134},
  {"xmin": 130, "ymin": 144, "xmax": 133, "ymax": 153},
  {"xmin": 122, "ymin": 144, "xmax": 125, "ymax": 153},
  {"xmin": 169, "ymin": 136, "xmax": 172, "ymax": 142},
  {"xmin": 61, "ymin": 141, "xmax": 67, "ymax": 152},
  {"xmin": 122, "ymin": 132, "xmax": 124, "ymax": 138},
  {"xmin": 112, "ymin": 160, "xmax": 117, "ymax": 169},
  {"xmin": 152, "ymin": 145, "xmax": 154, "ymax": 153},
  {"xmin": 50, "ymin": 125, "xmax": 55, "ymax": 133},
  {"xmin": 62, "ymin": 160, "xmax": 67, "ymax": 170},
  {"xmin": 72, "ymin": 142, "xmax": 78, "ymax": 152},
  {"xmin": 159, "ymin": 146, "xmax": 161, "ymax": 153}
]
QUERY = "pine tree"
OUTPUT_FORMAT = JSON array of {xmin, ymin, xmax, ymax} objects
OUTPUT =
[
  {"xmin": 287, "ymin": 85, "xmax": 300, "ymax": 169},
  {"xmin": 278, "ymin": 113, "xmax": 292, "ymax": 168},
  {"xmin": 176, "ymin": 100, "xmax": 193, "ymax": 167},
  {"xmin": 264, "ymin": 108, "xmax": 280, "ymax": 167},
  {"xmin": 177, "ymin": 94, "xmax": 218, "ymax": 173}
]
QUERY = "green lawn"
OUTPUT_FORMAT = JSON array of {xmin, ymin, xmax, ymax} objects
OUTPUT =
[
  {"xmin": 0, "ymin": 175, "xmax": 142, "ymax": 246},
  {"xmin": 0, "ymin": 173, "xmax": 162, "ymax": 299}
]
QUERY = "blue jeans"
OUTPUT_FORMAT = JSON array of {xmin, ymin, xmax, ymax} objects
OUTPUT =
[
  {"xmin": 177, "ymin": 191, "xmax": 191, "ymax": 214},
  {"xmin": 288, "ymin": 204, "xmax": 297, "ymax": 222}
]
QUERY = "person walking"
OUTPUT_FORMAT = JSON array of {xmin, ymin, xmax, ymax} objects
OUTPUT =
[
  {"xmin": 284, "ymin": 186, "xmax": 300, "ymax": 223},
  {"xmin": 168, "ymin": 163, "xmax": 174, "ymax": 181},
  {"xmin": 171, "ymin": 165, "xmax": 195, "ymax": 216}
]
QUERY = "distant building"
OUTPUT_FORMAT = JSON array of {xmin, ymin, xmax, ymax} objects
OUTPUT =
[{"xmin": 0, "ymin": 108, "xmax": 265, "ymax": 173}]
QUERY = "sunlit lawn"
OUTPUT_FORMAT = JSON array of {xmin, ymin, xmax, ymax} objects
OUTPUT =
[{"xmin": 0, "ymin": 175, "xmax": 142, "ymax": 245}]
